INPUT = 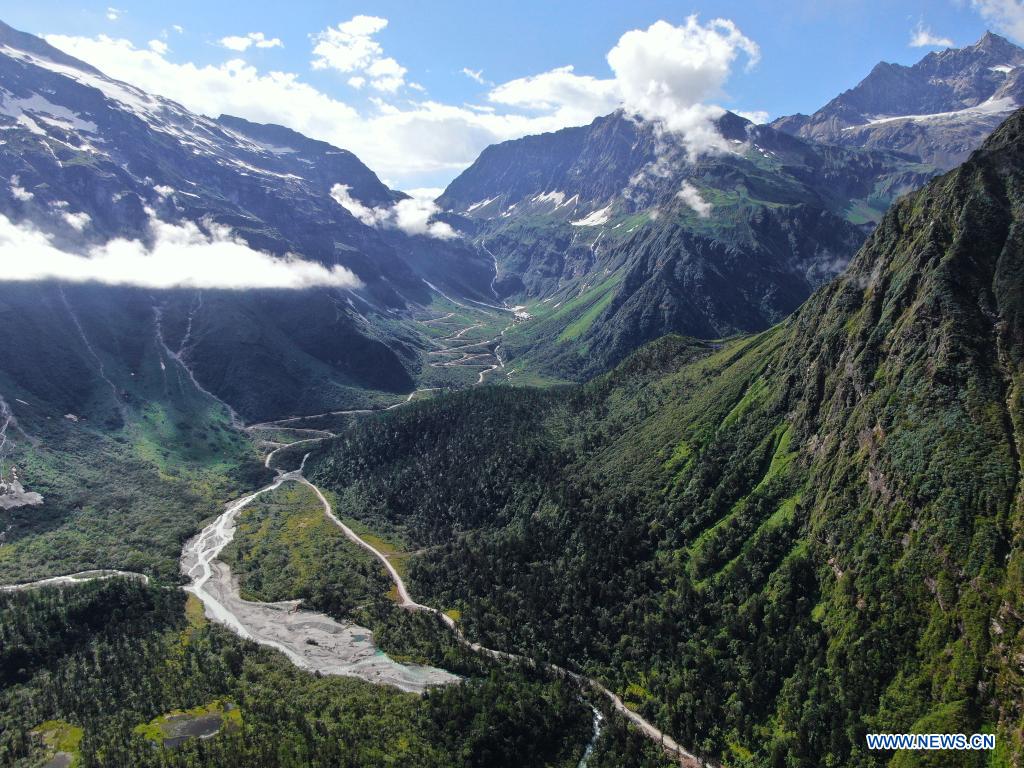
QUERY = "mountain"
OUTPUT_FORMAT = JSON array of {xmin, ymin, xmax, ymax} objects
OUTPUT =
[
  {"xmin": 438, "ymin": 109, "xmax": 935, "ymax": 381},
  {"xmin": 0, "ymin": 20, "xmax": 502, "ymax": 423},
  {"xmin": 773, "ymin": 31, "xmax": 1024, "ymax": 169},
  {"xmin": 311, "ymin": 108, "xmax": 1024, "ymax": 766}
]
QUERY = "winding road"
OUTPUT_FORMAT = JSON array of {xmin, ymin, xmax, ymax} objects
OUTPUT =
[
  {"xmin": 300, "ymin": 471, "xmax": 703, "ymax": 766},
  {"xmin": 237, "ymin": 311, "xmax": 705, "ymax": 766},
  {"xmin": 1, "ymin": 307, "xmax": 705, "ymax": 766}
]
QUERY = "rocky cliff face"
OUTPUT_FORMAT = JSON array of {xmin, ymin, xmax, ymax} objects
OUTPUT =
[
  {"xmin": 773, "ymin": 31, "xmax": 1024, "ymax": 168},
  {"xmin": 439, "ymin": 110, "xmax": 935, "ymax": 379}
]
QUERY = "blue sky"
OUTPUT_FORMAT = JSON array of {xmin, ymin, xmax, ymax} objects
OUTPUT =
[{"xmin": 3, "ymin": 1, "xmax": 1021, "ymax": 188}]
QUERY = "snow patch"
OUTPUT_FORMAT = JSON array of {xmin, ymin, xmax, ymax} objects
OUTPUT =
[
  {"xmin": 858, "ymin": 96, "xmax": 1018, "ymax": 129},
  {"xmin": 465, "ymin": 197, "xmax": 496, "ymax": 213},
  {"xmin": 571, "ymin": 205, "xmax": 612, "ymax": 227},
  {"xmin": 531, "ymin": 190, "xmax": 566, "ymax": 207},
  {"xmin": 229, "ymin": 159, "xmax": 303, "ymax": 181},
  {"xmin": 0, "ymin": 44, "xmax": 162, "ymax": 125},
  {"xmin": 0, "ymin": 90, "xmax": 98, "ymax": 133}
]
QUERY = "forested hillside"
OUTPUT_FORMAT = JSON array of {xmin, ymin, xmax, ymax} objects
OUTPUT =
[
  {"xmin": 308, "ymin": 108, "xmax": 1024, "ymax": 767},
  {"xmin": 1, "ymin": 576, "xmax": 679, "ymax": 767}
]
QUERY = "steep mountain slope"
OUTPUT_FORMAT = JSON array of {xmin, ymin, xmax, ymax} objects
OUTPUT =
[
  {"xmin": 0, "ymin": 20, "xmax": 496, "ymax": 421},
  {"xmin": 773, "ymin": 32, "xmax": 1024, "ymax": 169},
  {"xmin": 310, "ymin": 108, "xmax": 1024, "ymax": 766},
  {"xmin": 439, "ymin": 110, "xmax": 934, "ymax": 381}
]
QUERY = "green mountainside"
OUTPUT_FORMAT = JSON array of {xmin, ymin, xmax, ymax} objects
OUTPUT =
[
  {"xmin": 439, "ymin": 110, "xmax": 936, "ymax": 382},
  {"xmin": 4, "ymin": 14, "xmax": 1024, "ymax": 768},
  {"xmin": 308, "ymin": 108, "xmax": 1024, "ymax": 767}
]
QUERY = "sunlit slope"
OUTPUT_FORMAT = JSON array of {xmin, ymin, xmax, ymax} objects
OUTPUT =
[{"xmin": 309, "ymin": 108, "xmax": 1024, "ymax": 766}]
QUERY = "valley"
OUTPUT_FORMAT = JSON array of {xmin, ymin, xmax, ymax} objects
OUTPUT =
[
  {"xmin": 0, "ymin": 306, "xmax": 690, "ymax": 767},
  {"xmin": 2, "ymin": 11, "xmax": 1024, "ymax": 768}
]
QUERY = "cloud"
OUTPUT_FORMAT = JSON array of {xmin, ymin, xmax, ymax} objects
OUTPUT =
[
  {"xmin": 489, "ymin": 65, "xmax": 618, "ymax": 116},
  {"xmin": 329, "ymin": 184, "xmax": 389, "ymax": 226},
  {"xmin": 734, "ymin": 109, "xmax": 770, "ymax": 124},
  {"xmin": 392, "ymin": 195, "xmax": 457, "ymax": 239},
  {"xmin": 330, "ymin": 184, "xmax": 455, "ymax": 239},
  {"xmin": 461, "ymin": 68, "xmax": 487, "ymax": 84},
  {"xmin": 971, "ymin": 0, "xmax": 1024, "ymax": 42},
  {"xmin": 0, "ymin": 214, "xmax": 362, "ymax": 289},
  {"xmin": 220, "ymin": 32, "xmax": 283, "ymax": 52},
  {"xmin": 677, "ymin": 181, "xmax": 712, "ymax": 217},
  {"xmin": 44, "ymin": 15, "xmax": 761, "ymax": 187},
  {"xmin": 106, "ymin": 7, "xmax": 121, "ymax": 21},
  {"xmin": 365, "ymin": 56, "xmax": 406, "ymax": 93},
  {"xmin": 607, "ymin": 16, "xmax": 759, "ymax": 156},
  {"xmin": 909, "ymin": 21, "xmax": 954, "ymax": 47},
  {"xmin": 311, "ymin": 16, "xmax": 407, "ymax": 92},
  {"xmin": 42, "ymin": 33, "xmax": 558, "ymax": 184},
  {"xmin": 148, "ymin": 39, "xmax": 168, "ymax": 55},
  {"xmin": 62, "ymin": 211, "xmax": 92, "ymax": 231},
  {"xmin": 9, "ymin": 176, "xmax": 33, "ymax": 202},
  {"xmin": 171, "ymin": 24, "xmax": 184, "ymax": 35}
]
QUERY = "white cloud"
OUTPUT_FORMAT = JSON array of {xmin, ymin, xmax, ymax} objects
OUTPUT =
[
  {"xmin": 607, "ymin": 16, "xmax": 759, "ymax": 156},
  {"xmin": 405, "ymin": 187, "xmax": 444, "ymax": 199},
  {"xmin": 62, "ymin": 211, "xmax": 92, "ymax": 231},
  {"xmin": 462, "ymin": 67, "xmax": 487, "ymax": 84},
  {"xmin": 329, "ymin": 184, "xmax": 389, "ymax": 226},
  {"xmin": 171, "ymin": 25, "xmax": 184, "ymax": 35},
  {"xmin": 392, "ymin": 195, "xmax": 456, "ymax": 239},
  {"xmin": 0, "ymin": 213, "xmax": 362, "ymax": 289},
  {"xmin": 148, "ymin": 39, "xmax": 168, "ymax": 55},
  {"xmin": 365, "ymin": 56, "xmax": 407, "ymax": 93},
  {"xmin": 330, "ymin": 184, "xmax": 455, "ymax": 239},
  {"xmin": 971, "ymin": 0, "xmax": 1024, "ymax": 42},
  {"xmin": 734, "ymin": 109, "xmax": 769, "ymax": 124},
  {"xmin": 153, "ymin": 184, "xmax": 175, "ymax": 198},
  {"xmin": 311, "ymin": 16, "xmax": 406, "ymax": 92},
  {"xmin": 219, "ymin": 36, "xmax": 252, "ymax": 52},
  {"xmin": 909, "ymin": 21, "xmax": 954, "ymax": 47},
  {"xmin": 43, "ymin": 14, "xmax": 761, "ymax": 187},
  {"xmin": 677, "ymin": 181, "xmax": 712, "ymax": 217},
  {"xmin": 220, "ymin": 32, "xmax": 283, "ymax": 52},
  {"xmin": 106, "ymin": 7, "xmax": 121, "ymax": 21},
  {"xmin": 489, "ymin": 65, "xmax": 618, "ymax": 117},
  {"xmin": 41, "ymin": 33, "xmax": 556, "ymax": 184},
  {"xmin": 9, "ymin": 176, "xmax": 33, "ymax": 202}
]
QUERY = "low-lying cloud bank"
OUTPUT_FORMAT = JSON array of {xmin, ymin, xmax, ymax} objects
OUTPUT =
[
  {"xmin": 0, "ymin": 214, "xmax": 363, "ymax": 289},
  {"xmin": 330, "ymin": 185, "xmax": 456, "ymax": 239}
]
